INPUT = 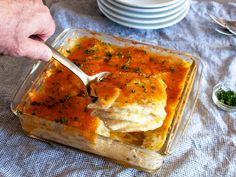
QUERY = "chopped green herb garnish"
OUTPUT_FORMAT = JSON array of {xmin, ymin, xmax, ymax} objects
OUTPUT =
[
  {"xmin": 139, "ymin": 73, "xmax": 146, "ymax": 77},
  {"xmin": 56, "ymin": 69, "xmax": 64, "ymax": 73},
  {"xmin": 31, "ymin": 101, "xmax": 41, "ymax": 106},
  {"xmin": 104, "ymin": 57, "xmax": 110, "ymax": 63},
  {"xmin": 144, "ymin": 89, "xmax": 148, "ymax": 93},
  {"xmin": 81, "ymin": 92, "xmax": 86, "ymax": 97},
  {"xmin": 66, "ymin": 50, "xmax": 71, "ymax": 53},
  {"xmin": 55, "ymin": 117, "xmax": 68, "ymax": 124},
  {"xmin": 217, "ymin": 88, "xmax": 236, "ymax": 106},
  {"xmin": 59, "ymin": 94, "xmax": 71, "ymax": 103},
  {"xmin": 101, "ymin": 42, "xmax": 111, "ymax": 46},
  {"xmin": 47, "ymin": 104, "xmax": 53, "ymax": 108},
  {"xmin": 82, "ymin": 59, "xmax": 88, "ymax": 62},
  {"xmin": 104, "ymin": 51, "xmax": 113, "ymax": 63},
  {"xmin": 122, "ymin": 64, "xmax": 128, "ymax": 71},
  {"xmin": 59, "ymin": 100, "xmax": 65, "ymax": 103},
  {"xmin": 85, "ymin": 49, "xmax": 96, "ymax": 54},
  {"xmin": 73, "ymin": 61, "xmax": 80, "ymax": 66},
  {"xmin": 61, "ymin": 117, "xmax": 67, "ymax": 124},
  {"xmin": 135, "ymin": 67, "xmax": 141, "ymax": 72},
  {"xmin": 151, "ymin": 86, "xmax": 156, "ymax": 89},
  {"xmin": 149, "ymin": 57, "xmax": 154, "ymax": 61},
  {"xmin": 16, "ymin": 109, "xmax": 23, "ymax": 115},
  {"xmin": 169, "ymin": 67, "xmax": 175, "ymax": 73},
  {"xmin": 117, "ymin": 51, "xmax": 123, "ymax": 57},
  {"xmin": 131, "ymin": 89, "xmax": 136, "ymax": 93},
  {"xmin": 74, "ymin": 117, "xmax": 78, "ymax": 121},
  {"xmin": 127, "ymin": 56, "xmax": 132, "ymax": 64},
  {"xmin": 106, "ymin": 51, "xmax": 112, "ymax": 58},
  {"xmin": 94, "ymin": 88, "xmax": 97, "ymax": 95},
  {"xmin": 49, "ymin": 96, "xmax": 55, "ymax": 100},
  {"xmin": 75, "ymin": 44, "xmax": 82, "ymax": 49},
  {"xmin": 65, "ymin": 94, "xmax": 71, "ymax": 100}
]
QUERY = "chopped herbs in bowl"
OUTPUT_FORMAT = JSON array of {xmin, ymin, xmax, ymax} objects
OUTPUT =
[
  {"xmin": 212, "ymin": 81, "xmax": 236, "ymax": 112},
  {"xmin": 217, "ymin": 89, "xmax": 236, "ymax": 106}
]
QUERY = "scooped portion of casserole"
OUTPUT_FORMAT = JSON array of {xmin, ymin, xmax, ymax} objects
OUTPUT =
[{"xmin": 88, "ymin": 73, "xmax": 167, "ymax": 132}]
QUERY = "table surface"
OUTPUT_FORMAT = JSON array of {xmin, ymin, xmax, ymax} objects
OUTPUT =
[{"xmin": 0, "ymin": 0, "xmax": 236, "ymax": 177}]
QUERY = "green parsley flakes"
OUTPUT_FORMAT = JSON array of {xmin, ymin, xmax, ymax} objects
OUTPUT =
[{"xmin": 217, "ymin": 88, "xmax": 236, "ymax": 106}]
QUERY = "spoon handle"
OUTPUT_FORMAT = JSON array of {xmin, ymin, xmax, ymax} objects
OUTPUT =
[{"xmin": 45, "ymin": 43, "xmax": 90, "ymax": 86}]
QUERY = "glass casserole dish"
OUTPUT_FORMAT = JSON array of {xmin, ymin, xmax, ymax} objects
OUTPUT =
[{"xmin": 11, "ymin": 28, "xmax": 203, "ymax": 172}]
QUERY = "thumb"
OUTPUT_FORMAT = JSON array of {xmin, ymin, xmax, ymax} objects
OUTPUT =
[{"xmin": 21, "ymin": 38, "xmax": 52, "ymax": 61}]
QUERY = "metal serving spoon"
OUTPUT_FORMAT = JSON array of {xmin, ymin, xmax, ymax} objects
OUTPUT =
[
  {"xmin": 209, "ymin": 14, "xmax": 236, "ymax": 36},
  {"xmin": 45, "ymin": 43, "xmax": 110, "ymax": 102}
]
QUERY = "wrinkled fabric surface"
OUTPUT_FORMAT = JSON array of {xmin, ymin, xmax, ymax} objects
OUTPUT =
[{"xmin": 0, "ymin": 0, "xmax": 236, "ymax": 176}]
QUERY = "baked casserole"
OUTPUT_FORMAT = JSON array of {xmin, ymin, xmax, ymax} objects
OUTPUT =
[{"xmin": 12, "ymin": 29, "xmax": 202, "ymax": 172}]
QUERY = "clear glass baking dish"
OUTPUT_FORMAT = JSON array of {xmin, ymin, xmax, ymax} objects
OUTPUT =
[{"xmin": 11, "ymin": 28, "xmax": 203, "ymax": 172}]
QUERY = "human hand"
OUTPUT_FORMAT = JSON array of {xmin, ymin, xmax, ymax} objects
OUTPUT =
[{"xmin": 0, "ymin": 0, "xmax": 55, "ymax": 61}]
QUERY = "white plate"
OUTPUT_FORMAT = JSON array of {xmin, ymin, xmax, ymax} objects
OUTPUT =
[
  {"xmin": 115, "ymin": 0, "xmax": 182, "ymax": 8},
  {"xmin": 98, "ymin": 1, "xmax": 189, "ymax": 29},
  {"xmin": 98, "ymin": 0, "xmax": 188, "ymax": 24},
  {"xmin": 114, "ymin": 0, "xmax": 182, "ymax": 8},
  {"xmin": 100, "ymin": 0, "xmax": 187, "ymax": 19},
  {"xmin": 108, "ymin": 0, "xmax": 185, "ymax": 13}
]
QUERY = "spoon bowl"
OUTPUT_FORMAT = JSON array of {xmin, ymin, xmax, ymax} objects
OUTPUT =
[{"xmin": 46, "ymin": 43, "xmax": 110, "ymax": 102}]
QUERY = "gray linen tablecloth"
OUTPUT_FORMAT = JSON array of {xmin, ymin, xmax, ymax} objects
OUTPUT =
[{"xmin": 0, "ymin": 0, "xmax": 236, "ymax": 176}]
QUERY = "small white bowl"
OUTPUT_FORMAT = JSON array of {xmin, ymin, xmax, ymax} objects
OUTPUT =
[{"xmin": 212, "ymin": 81, "xmax": 236, "ymax": 112}]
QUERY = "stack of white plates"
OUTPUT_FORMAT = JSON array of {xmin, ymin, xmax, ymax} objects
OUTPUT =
[{"xmin": 97, "ymin": 0, "xmax": 190, "ymax": 29}]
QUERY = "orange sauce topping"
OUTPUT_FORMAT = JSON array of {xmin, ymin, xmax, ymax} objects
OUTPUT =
[{"xmin": 19, "ymin": 37, "xmax": 191, "ymax": 145}]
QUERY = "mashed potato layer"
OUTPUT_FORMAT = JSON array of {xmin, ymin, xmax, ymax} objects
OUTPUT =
[{"xmin": 88, "ymin": 74, "xmax": 167, "ymax": 132}]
